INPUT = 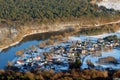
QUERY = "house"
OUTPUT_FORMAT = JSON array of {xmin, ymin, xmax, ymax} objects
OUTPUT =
[
  {"xmin": 76, "ymin": 43, "xmax": 82, "ymax": 48},
  {"xmin": 34, "ymin": 56, "xmax": 41, "ymax": 61},
  {"xmin": 76, "ymin": 48, "xmax": 82, "ymax": 52},
  {"xmin": 109, "ymin": 43, "xmax": 113, "ymax": 49},
  {"xmin": 114, "ymin": 42, "xmax": 119, "ymax": 47},
  {"xmin": 26, "ymin": 58, "xmax": 31, "ymax": 63},
  {"xmin": 17, "ymin": 60, "xmax": 24, "ymax": 65},
  {"xmin": 67, "ymin": 52, "xmax": 75, "ymax": 57},
  {"xmin": 69, "ymin": 47, "xmax": 76, "ymax": 52},
  {"xmin": 54, "ymin": 49, "xmax": 62, "ymax": 54},
  {"xmin": 81, "ymin": 49, "xmax": 87, "ymax": 55},
  {"xmin": 93, "ymin": 43, "xmax": 98, "ymax": 48},
  {"xmin": 97, "ymin": 38, "xmax": 104, "ymax": 43},
  {"xmin": 89, "ymin": 47, "xmax": 95, "ymax": 52},
  {"xmin": 60, "ymin": 47, "xmax": 65, "ymax": 53},
  {"xmin": 82, "ymin": 41, "xmax": 87, "ymax": 46}
]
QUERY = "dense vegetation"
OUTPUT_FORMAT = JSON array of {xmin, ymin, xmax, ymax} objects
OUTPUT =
[
  {"xmin": 1, "ymin": 69, "xmax": 120, "ymax": 80},
  {"xmin": 0, "ymin": 0, "xmax": 119, "ymax": 23},
  {"xmin": 103, "ymin": 35, "xmax": 118, "ymax": 41}
]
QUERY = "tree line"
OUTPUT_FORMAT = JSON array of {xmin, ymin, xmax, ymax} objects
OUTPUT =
[
  {"xmin": 0, "ymin": 68, "xmax": 120, "ymax": 80},
  {"xmin": 0, "ymin": 0, "xmax": 119, "ymax": 23}
]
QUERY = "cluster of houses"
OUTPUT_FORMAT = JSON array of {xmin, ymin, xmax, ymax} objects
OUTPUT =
[{"xmin": 11, "ymin": 36, "xmax": 120, "ymax": 72}]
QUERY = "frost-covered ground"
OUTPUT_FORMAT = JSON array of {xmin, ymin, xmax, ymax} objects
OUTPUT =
[
  {"xmin": 97, "ymin": 0, "xmax": 120, "ymax": 10},
  {"xmin": 69, "ymin": 30, "xmax": 120, "ymax": 70},
  {"xmin": 90, "ymin": 30, "xmax": 120, "ymax": 39},
  {"xmin": 11, "ymin": 30, "xmax": 120, "ymax": 71},
  {"xmin": 81, "ymin": 49, "xmax": 120, "ymax": 70},
  {"xmin": 69, "ymin": 30, "xmax": 120, "ymax": 42}
]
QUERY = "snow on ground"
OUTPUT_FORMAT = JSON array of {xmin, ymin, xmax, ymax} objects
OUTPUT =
[
  {"xmin": 81, "ymin": 49, "xmax": 120, "ymax": 70},
  {"xmin": 69, "ymin": 30, "xmax": 120, "ymax": 70},
  {"xmin": 101, "ymin": 49, "xmax": 120, "ymax": 59},
  {"xmin": 68, "ymin": 35, "xmax": 98, "ymax": 42},
  {"xmin": 40, "ymin": 30, "xmax": 120, "ymax": 70},
  {"xmin": 69, "ymin": 36, "xmax": 88, "ymax": 41},
  {"xmin": 11, "ymin": 30, "xmax": 120, "ymax": 71},
  {"xmin": 69, "ymin": 30, "xmax": 120, "ymax": 42},
  {"xmin": 90, "ymin": 30, "xmax": 120, "ymax": 39},
  {"xmin": 81, "ymin": 55, "xmax": 99, "ymax": 69},
  {"xmin": 97, "ymin": 0, "xmax": 120, "ymax": 10}
]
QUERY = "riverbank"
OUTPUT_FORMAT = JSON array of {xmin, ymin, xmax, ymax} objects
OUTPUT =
[
  {"xmin": 9, "ymin": 28, "xmax": 120, "ymax": 73},
  {"xmin": 1, "ymin": 19, "xmax": 120, "ymax": 52},
  {"xmin": 0, "ymin": 22, "xmax": 120, "ymax": 70},
  {"xmin": 0, "ymin": 27, "xmax": 74, "ymax": 52}
]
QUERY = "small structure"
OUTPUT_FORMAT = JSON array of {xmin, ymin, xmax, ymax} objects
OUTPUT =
[
  {"xmin": 81, "ymin": 49, "xmax": 87, "ymax": 55},
  {"xmin": 17, "ymin": 60, "xmax": 24, "ymax": 65},
  {"xmin": 34, "ymin": 56, "xmax": 41, "ymax": 61}
]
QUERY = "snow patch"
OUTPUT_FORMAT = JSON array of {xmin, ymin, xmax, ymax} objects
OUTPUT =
[{"xmin": 97, "ymin": 0, "xmax": 120, "ymax": 10}]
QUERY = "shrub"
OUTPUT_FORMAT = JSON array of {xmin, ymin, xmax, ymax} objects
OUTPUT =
[
  {"xmin": 15, "ymin": 50, "xmax": 24, "ymax": 56},
  {"xmin": 25, "ymin": 71, "xmax": 34, "ymax": 80},
  {"xmin": 38, "ymin": 42, "xmax": 46, "ymax": 48},
  {"xmin": 113, "ymin": 70, "xmax": 120, "ymax": 78},
  {"xmin": 103, "ymin": 35, "xmax": 118, "ymax": 41},
  {"xmin": 29, "ymin": 45, "xmax": 36, "ymax": 51}
]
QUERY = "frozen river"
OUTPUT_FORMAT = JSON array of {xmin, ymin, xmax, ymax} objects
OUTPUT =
[
  {"xmin": 0, "ymin": 30, "xmax": 120, "ymax": 70},
  {"xmin": 69, "ymin": 30, "xmax": 120, "ymax": 70}
]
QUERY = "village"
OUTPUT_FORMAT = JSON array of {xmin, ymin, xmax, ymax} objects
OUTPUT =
[{"xmin": 9, "ymin": 35, "xmax": 120, "ymax": 72}]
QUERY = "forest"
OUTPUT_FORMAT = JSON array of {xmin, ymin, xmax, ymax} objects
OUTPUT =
[
  {"xmin": 0, "ymin": 68, "xmax": 120, "ymax": 80},
  {"xmin": 0, "ymin": 0, "xmax": 119, "ymax": 23}
]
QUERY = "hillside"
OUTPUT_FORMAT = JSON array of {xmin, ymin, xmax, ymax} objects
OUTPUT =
[
  {"xmin": 0, "ymin": 0, "xmax": 120, "ymax": 52},
  {"xmin": 0, "ymin": 0, "xmax": 120, "ymax": 23}
]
